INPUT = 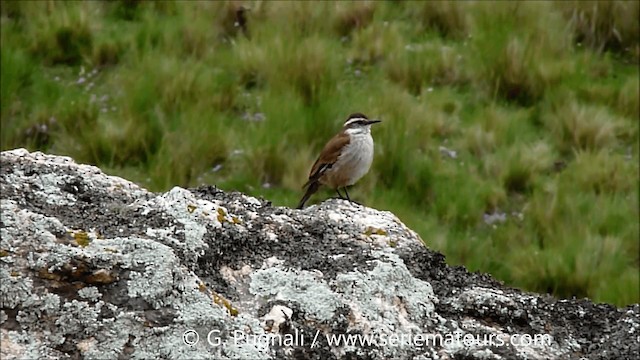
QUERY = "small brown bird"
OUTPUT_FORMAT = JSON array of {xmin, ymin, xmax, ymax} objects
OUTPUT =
[{"xmin": 297, "ymin": 113, "xmax": 381, "ymax": 209}]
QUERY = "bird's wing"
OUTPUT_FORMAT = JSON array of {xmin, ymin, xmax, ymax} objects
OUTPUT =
[{"xmin": 303, "ymin": 132, "xmax": 350, "ymax": 188}]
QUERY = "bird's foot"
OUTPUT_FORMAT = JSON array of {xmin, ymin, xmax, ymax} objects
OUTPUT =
[{"xmin": 348, "ymin": 199, "xmax": 362, "ymax": 206}]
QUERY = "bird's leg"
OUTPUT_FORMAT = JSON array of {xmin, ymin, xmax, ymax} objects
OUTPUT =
[
  {"xmin": 343, "ymin": 187, "xmax": 362, "ymax": 206},
  {"xmin": 335, "ymin": 188, "xmax": 344, "ymax": 199}
]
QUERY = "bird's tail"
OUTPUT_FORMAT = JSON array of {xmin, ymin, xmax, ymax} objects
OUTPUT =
[{"xmin": 297, "ymin": 181, "xmax": 320, "ymax": 209}]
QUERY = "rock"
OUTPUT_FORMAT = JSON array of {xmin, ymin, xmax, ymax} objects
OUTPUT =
[{"xmin": 1, "ymin": 148, "xmax": 638, "ymax": 360}]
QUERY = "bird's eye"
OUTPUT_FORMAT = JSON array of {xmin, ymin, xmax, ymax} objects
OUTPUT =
[{"xmin": 345, "ymin": 118, "xmax": 368, "ymax": 128}]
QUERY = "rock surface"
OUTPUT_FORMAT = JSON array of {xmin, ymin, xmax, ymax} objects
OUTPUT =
[{"xmin": 0, "ymin": 148, "xmax": 638, "ymax": 360}]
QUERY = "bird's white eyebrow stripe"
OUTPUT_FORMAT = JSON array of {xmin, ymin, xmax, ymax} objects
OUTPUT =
[{"xmin": 344, "ymin": 118, "xmax": 368, "ymax": 126}]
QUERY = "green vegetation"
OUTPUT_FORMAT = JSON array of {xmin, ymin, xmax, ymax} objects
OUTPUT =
[{"xmin": 1, "ymin": 1, "xmax": 638, "ymax": 306}]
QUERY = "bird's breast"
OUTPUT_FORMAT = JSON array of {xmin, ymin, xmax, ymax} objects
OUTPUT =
[{"xmin": 328, "ymin": 133, "xmax": 374, "ymax": 187}]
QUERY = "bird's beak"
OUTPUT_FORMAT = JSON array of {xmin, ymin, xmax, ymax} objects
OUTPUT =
[{"xmin": 366, "ymin": 119, "xmax": 382, "ymax": 125}]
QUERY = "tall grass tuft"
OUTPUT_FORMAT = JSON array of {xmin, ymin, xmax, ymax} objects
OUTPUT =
[{"xmin": 558, "ymin": 0, "xmax": 640, "ymax": 59}]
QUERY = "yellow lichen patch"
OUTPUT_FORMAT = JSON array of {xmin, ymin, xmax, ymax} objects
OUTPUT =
[
  {"xmin": 364, "ymin": 226, "xmax": 388, "ymax": 236},
  {"xmin": 214, "ymin": 207, "xmax": 242, "ymax": 225},
  {"xmin": 187, "ymin": 204, "xmax": 197, "ymax": 213},
  {"xmin": 213, "ymin": 292, "xmax": 239, "ymax": 316},
  {"xmin": 73, "ymin": 231, "xmax": 91, "ymax": 247},
  {"xmin": 0, "ymin": 249, "xmax": 8, "ymax": 257},
  {"xmin": 10, "ymin": 271, "xmax": 20, "ymax": 277},
  {"xmin": 217, "ymin": 208, "xmax": 227, "ymax": 223},
  {"xmin": 388, "ymin": 240, "xmax": 398, "ymax": 248},
  {"xmin": 198, "ymin": 282, "xmax": 207, "ymax": 293}
]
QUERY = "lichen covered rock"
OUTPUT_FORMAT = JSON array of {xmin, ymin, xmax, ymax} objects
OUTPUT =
[{"xmin": 1, "ymin": 149, "xmax": 638, "ymax": 359}]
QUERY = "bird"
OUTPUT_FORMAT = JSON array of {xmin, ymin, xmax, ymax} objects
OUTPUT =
[{"xmin": 297, "ymin": 113, "xmax": 381, "ymax": 209}]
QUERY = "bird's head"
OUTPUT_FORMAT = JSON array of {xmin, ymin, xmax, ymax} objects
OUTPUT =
[{"xmin": 343, "ymin": 113, "xmax": 381, "ymax": 135}]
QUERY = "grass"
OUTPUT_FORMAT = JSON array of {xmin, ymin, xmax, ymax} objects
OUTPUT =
[{"xmin": 1, "ymin": 0, "xmax": 638, "ymax": 307}]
